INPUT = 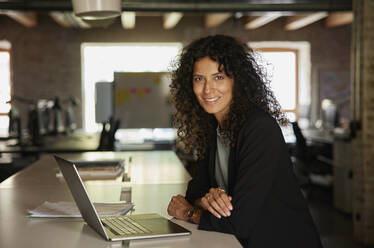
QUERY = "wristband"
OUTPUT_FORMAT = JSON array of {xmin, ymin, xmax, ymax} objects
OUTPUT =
[{"xmin": 187, "ymin": 207, "xmax": 195, "ymax": 222}]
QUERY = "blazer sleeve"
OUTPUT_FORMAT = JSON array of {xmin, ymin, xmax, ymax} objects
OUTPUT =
[
  {"xmin": 185, "ymin": 152, "xmax": 211, "ymax": 205},
  {"xmin": 198, "ymin": 115, "xmax": 286, "ymax": 241}
]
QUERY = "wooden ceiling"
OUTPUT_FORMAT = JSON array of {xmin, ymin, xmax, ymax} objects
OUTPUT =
[
  {"xmin": 0, "ymin": 10, "xmax": 353, "ymax": 30},
  {"xmin": 0, "ymin": 0, "xmax": 352, "ymax": 30}
]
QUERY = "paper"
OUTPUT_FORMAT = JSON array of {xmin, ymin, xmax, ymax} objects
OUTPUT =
[
  {"xmin": 56, "ymin": 161, "xmax": 124, "ymax": 180},
  {"xmin": 28, "ymin": 201, "xmax": 134, "ymax": 218}
]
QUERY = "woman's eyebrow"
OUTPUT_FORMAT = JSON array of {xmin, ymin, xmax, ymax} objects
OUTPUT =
[
  {"xmin": 211, "ymin": 72, "xmax": 223, "ymax": 76},
  {"xmin": 193, "ymin": 71, "xmax": 222, "ymax": 76}
]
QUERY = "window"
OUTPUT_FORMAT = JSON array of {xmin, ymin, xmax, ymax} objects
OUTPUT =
[
  {"xmin": 250, "ymin": 41, "xmax": 311, "ymax": 128},
  {"xmin": 81, "ymin": 43, "xmax": 182, "ymax": 132},
  {"xmin": 256, "ymin": 48, "xmax": 298, "ymax": 121},
  {"xmin": 0, "ymin": 47, "xmax": 12, "ymax": 135}
]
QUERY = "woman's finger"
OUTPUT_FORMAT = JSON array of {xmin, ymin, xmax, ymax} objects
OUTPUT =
[
  {"xmin": 205, "ymin": 192, "xmax": 228, "ymax": 217},
  {"xmin": 167, "ymin": 200, "xmax": 174, "ymax": 216},
  {"xmin": 206, "ymin": 205, "xmax": 221, "ymax": 219},
  {"xmin": 209, "ymin": 199, "xmax": 227, "ymax": 217},
  {"xmin": 200, "ymin": 195, "xmax": 210, "ymax": 210},
  {"xmin": 213, "ymin": 194, "xmax": 231, "ymax": 216},
  {"xmin": 215, "ymin": 190, "xmax": 233, "ymax": 212}
]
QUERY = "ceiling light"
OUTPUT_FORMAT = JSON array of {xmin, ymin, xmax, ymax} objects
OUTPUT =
[{"xmin": 72, "ymin": 0, "xmax": 122, "ymax": 20}]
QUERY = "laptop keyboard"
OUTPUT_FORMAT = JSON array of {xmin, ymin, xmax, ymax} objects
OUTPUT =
[{"xmin": 101, "ymin": 216, "xmax": 151, "ymax": 236}]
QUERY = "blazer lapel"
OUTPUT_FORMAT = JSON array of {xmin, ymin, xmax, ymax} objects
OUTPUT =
[
  {"xmin": 209, "ymin": 133, "xmax": 218, "ymax": 188},
  {"xmin": 228, "ymin": 147, "xmax": 236, "ymax": 195}
]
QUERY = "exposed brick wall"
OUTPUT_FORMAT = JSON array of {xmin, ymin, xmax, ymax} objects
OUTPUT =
[
  {"xmin": 0, "ymin": 13, "xmax": 351, "ymax": 129},
  {"xmin": 352, "ymin": 0, "xmax": 374, "ymax": 245}
]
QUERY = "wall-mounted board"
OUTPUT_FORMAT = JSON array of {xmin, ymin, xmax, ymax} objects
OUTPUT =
[{"xmin": 114, "ymin": 72, "xmax": 173, "ymax": 128}]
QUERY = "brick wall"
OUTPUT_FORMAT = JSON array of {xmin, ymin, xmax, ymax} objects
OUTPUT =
[
  {"xmin": 352, "ymin": 0, "xmax": 374, "ymax": 245},
  {"xmin": 0, "ymin": 13, "xmax": 351, "ymax": 129}
]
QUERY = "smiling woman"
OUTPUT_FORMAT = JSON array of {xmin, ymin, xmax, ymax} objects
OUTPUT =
[{"xmin": 167, "ymin": 35, "xmax": 323, "ymax": 248}]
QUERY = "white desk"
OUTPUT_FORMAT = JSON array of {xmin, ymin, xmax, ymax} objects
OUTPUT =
[{"xmin": 0, "ymin": 151, "xmax": 241, "ymax": 248}]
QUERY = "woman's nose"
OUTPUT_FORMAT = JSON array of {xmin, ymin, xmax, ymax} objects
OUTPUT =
[{"xmin": 203, "ymin": 80, "xmax": 214, "ymax": 94}]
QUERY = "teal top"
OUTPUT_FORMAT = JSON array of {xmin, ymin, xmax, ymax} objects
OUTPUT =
[{"xmin": 215, "ymin": 128, "xmax": 230, "ymax": 191}]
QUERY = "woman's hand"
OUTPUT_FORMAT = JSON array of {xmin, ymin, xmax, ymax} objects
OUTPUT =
[
  {"xmin": 198, "ymin": 188, "xmax": 233, "ymax": 219},
  {"xmin": 167, "ymin": 194, "xmax": 193, "ymax": 221}
]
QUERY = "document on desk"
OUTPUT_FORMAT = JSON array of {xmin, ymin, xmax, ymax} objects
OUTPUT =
[{"xmin": 28, "ymin": 201, "xmax": 134, "ymax": 218}]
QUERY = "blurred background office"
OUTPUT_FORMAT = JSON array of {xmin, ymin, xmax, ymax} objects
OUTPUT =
[{"xmin": 0, "ymin": 0, "xmax": 374, "ymax": 247}]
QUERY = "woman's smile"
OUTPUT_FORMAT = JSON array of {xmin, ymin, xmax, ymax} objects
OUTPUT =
[{"xmin": 203, "ymin": 96, "xmax": 221, "ymax": 103}]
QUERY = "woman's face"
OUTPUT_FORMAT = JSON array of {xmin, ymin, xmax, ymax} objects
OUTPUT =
[{"xmin": 192, "ymin": 56, "xmax": 234, "ymax": 125}]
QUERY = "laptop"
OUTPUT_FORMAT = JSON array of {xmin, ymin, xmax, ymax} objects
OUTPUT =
[{"xmin": 54, "ymin": 155, "xmax": 191, "ymax": 241}]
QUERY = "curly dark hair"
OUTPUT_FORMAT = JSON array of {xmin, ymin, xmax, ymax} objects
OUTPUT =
[{"xmin": 170, "ymin": 34, "xmax": 287, "ymax": 159}]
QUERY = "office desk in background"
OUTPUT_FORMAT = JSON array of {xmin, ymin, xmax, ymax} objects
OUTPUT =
[
  {"xmin": 0, "ymin": 133, "xmax": 100, "ymax": 154},
  {"xmin": 0, "ymin": 129, "xmax": 175, "ymax": 155},
  {"xmin": 0, "ymin": 151, "xmax": 241, "ymax": 248},
  {"xmin": 302, "ymin": 128, "xmax": 334, "ymax": 144}
]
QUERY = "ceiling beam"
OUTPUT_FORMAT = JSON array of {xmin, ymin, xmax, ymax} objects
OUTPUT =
[
  {"xmin": 121, "ymin": 11, "xmax": 136, "ymax": 29},
  {"xmin": 0, "ymin": 1, "xmax": 353, "ymax": 13},
  {"xmin": 244, "ymin": 13, "xmax": 282, "ymax": 29},
  {"xmin": 204, "ymin": 13, "xmax": 231, "ymax": 28},
  {"xmin": 0, "ymin": 10, "xmax": 37, "ymax": 27},
  {"xmin": 325, "ymin": 11, "xmax": 353, "ymax": 28},
  {"xmin": 49, "ymin": 12, "xmax": 73, "ymax": 28},
  {"xmin": 285, "ymin": 12, "xmax": 328, "ymax": 30},
  {"xmin": 49, "ymin": 11, "xmax": 90, "ymax": 28},
  {"xmin": 69, "ymin": 14, "xmax": 90, "ymax": 28},
  {"xmin": 163, "ymin": 12, "xmax": 183, "ymax": 29}
]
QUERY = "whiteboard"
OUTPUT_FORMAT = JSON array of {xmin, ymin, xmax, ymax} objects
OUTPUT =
[{"xmin": 114, "ymin": 72, "xmax": 173, "ymax": 128}]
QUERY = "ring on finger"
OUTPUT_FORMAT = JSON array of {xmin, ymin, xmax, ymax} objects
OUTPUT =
[{"xmin": 217, "ymin": 188, "xmax": 225, "ymax": 193}]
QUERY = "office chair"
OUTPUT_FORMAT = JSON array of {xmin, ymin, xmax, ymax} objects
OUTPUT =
[
  {"xmin": 98, "ymin": 117, "xmax": 120, "ymax": 151},
  {"xmin": 291, "ymin": 122, "xmax": 333, "ymax": 198}
]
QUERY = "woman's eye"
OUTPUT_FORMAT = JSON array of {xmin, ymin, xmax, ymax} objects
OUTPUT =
[
  {"xmin": 193, "ymin": 76, "xmax": 203, "ymax": 82},
  {"xmin": 215, "ymin": 75, "xmax": 224, "ymax": 80}
]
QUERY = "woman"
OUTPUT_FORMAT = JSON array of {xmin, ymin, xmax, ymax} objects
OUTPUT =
[{"xmin": 167, "ymin": 35, "xmax": 323, "ymax": 248}]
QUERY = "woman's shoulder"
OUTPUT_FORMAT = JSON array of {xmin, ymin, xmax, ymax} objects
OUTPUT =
[
  {"xmin": 236, "ymin": 107, "xmax": 285, "ymax": 149},
  {"xmin": 242, "ymin": 107, "xmax": 280, "ymax": 131}
]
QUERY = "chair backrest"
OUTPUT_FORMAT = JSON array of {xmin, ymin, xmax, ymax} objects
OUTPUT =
[
  {"xmin": 291, "ymin": 122, "xmax": 308, "ymax": 160},
  {"xmin": 97, "ymin": 117, "xmax": 120, "ymax": 151}
]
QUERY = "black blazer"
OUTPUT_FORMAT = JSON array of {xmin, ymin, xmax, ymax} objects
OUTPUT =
[{"xmin": 185, "ymin": 108, "xmax": 323, "ymax": 248}]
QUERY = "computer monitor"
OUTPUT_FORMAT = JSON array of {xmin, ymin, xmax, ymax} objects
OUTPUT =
[{"xmin": 321, "ymin": 99, "xmax": 339, "ymax": 130}]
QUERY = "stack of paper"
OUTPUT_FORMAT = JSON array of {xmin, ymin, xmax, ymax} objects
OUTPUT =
[
  {"xmin": 28, "ymin": 201, "xmax": 134, "ymax": 218},
  {"xmin": 56, "ymin": 160, "xmax": 125, "ymax": 180}
]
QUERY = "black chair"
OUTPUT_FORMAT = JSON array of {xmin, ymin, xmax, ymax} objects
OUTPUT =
[
  {"xmin": 291, "ymin": 122, "xmax": 333, "ymax": 198},
  {"xmin": 97, "ymin": 117, "xmax": 120, "ymax": 151}
]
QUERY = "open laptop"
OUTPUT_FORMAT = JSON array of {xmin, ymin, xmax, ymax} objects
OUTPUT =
[{"xmin": 54, "ymin": 155, "xmax": 191, "ymax": 241}]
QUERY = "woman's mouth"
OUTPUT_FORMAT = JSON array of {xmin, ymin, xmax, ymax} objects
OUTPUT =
[{"xmin": 203, "ymin": 97, "xmax": 220, "ymax": 104}]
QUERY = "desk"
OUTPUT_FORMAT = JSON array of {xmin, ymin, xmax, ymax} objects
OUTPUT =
[
  {"xmin": 302, "ymin": 129, "xmax": 334, "ymax": 144},
  {"xmin": 0, "ymin": 133, "xmax": 174, "ymax": 155},
  {"xmin": 0, "ymin": 151, "xmax": 241, "ymax": 248},
  {"xmin": 0, "ymin": 133, "xmax": 100, "ymax": 155}
]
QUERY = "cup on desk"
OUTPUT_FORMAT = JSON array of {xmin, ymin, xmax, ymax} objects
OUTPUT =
[
  {"xmin": 121, "ymin": 156, "xmax": 132, "ymax": 203},
  {"xmin": 122, "ymin": 156, "xmax": 132, "ymax": 182}
]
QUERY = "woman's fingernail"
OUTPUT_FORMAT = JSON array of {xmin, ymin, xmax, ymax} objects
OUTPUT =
[
  {"xmin": 226, "ymin": 211, "xmax": 231, "ymax": 216},
  {"xmin": 217, "ymin": 215, "xmax": 221, "ymax": 219}
]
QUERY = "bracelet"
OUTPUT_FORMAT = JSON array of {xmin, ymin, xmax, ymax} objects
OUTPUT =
[{"xmin": 187, "ymin": 207, "xmax": 195, "ymax": 222}]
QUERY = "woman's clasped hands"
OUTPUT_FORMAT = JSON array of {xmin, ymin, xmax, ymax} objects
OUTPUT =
[
  {"xmin": 199, "ymin": 187, "xmax": 233, "ymax": 219},
  {"xmin": 167, "ymin": 188, "xmax": 233, "ymax": 223}
]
